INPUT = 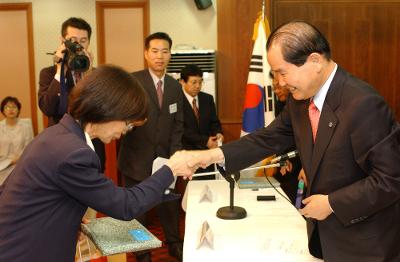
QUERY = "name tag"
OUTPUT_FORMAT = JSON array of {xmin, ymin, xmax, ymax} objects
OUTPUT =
[{"xmin": 169, "ymin": 103, "xmax": 177, "ymax": 114}]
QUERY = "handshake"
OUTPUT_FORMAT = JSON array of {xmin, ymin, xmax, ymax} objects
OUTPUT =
[{"xmin": 165, "ymin": 148, "xmax": 225, "ymax": 179}]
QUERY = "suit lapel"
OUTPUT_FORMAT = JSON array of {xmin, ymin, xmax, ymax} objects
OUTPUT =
[
  {"xmin": 143, "ymin": 70, "xmax": 160, "ymax": 110},
  {"xmin": 309, "ymin": 104, "xmax": 338, "ymax": 183},
  {"xmin": 163, "ymin": 76, "xmax": 173, "ymax": 111},
  {"xmin": 198, "ymin": 93, "xmax": 207, "ymax": 127},
  {"xmin": 308, "ymin": 66, "xmax": 345, "ymax": 186},
  {"xmin": 297, "ymin": 100, "xmax": 314, "ymax": 178}
]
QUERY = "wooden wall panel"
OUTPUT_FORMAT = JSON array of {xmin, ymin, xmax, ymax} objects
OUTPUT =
[
  {"xmin": 217, "ymin": 0, "xmax": 400, "ymax": 142},
  {"xmin": 217, "ymin": 0, "xmax": 269, "ymax": 142},
  {"xmin": 271, "ymin": 0, "xmax": 400, "ymax": 120}
]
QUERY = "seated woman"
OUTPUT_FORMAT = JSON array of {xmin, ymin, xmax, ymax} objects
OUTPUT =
[
  {"xmin": 0, "ymin": 96, "xmax": 33, "ymax": 184},
  {"xmin": 0, "ymin": 65, "xmax": 195, "ymax": 262}
]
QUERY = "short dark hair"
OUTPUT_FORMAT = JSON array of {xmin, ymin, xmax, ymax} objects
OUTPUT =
[
  {"xmin": 180, "ymin": 64, "xmax": 203, "ymax": 82},
  {"xmin": 145, "ymin": 32, "xmax": 172, "ymax": 50},
  {"xmin": 267, "ymin": 21, "xmax": 331, "ymax": 66},
  {"xmin": 61, "ymin": 17, "xmax": 92, "ymax": 40},
  {"xmin": 68, "ymin": 65, "xmax": 148, "ymax": 126},
  {"xmin": 1, "ymin": 96, "xmax": 21, "ymax": 117}
]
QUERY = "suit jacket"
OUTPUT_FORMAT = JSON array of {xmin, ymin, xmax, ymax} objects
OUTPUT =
[
  {"xmin": 221, "ymin": 67, "xmax": 400, "ymax": 261},
  {"xmin": 38, "ymin": 65, "xmax": 106, "ymax": 171},
  {"xmin": 0, "ymin": 114, "xmax": 176, "ymax": 262},
  {"xmin": 38, "ymin": 65, "xmax": 75, "ymax": 126},
  {"xmin": 118, "ymin": 69, "xmax": 184, "ymax": 181},
  {"xmin": 182, "ymin": 91, "xmax": 222, "ymax": 150}
]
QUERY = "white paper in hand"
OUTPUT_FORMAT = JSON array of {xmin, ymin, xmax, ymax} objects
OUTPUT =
[{"xmin": 152, "ymin": 157, "xmax": 177, "ymax": 191}]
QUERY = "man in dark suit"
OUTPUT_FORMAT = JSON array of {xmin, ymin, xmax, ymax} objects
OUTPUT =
[
  {"xmin": 269, "ymin": 71, "xmax": 302, "ymax": 204},
  {"xmin": 186, "ymin": 21, "xmax": 400, "ymax": 261},
  {"xmin": 118, "ymin": 32, "xmax": 184, "ymax": 262},
  {"xmin": 180, "ymin": 64, "xmax": 223, "ymax": 179},
  {"xmin": 38, "ymin": 17, "xmax": 105, "ymax": 171}
]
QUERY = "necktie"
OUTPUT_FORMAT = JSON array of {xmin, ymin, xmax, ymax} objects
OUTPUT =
[
  {"xmin": 156, "ymin": 80, "xmax": 163, "ymax": 108},
  {"xmin": 192, "ymin": 98, "xmax": 200, "ymax": 122},
  {"xmin": 308, "ymin": 99, "xmax": 320, "ymax": 142},
  {"xmin": 74, "ymin": 71, "xmax": 82, "ymax": 84}
]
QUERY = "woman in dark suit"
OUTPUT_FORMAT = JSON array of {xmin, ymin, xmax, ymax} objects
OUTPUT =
[{"xmin": 0, "ymin": 65, "xmax": 193, "ymax": 262}]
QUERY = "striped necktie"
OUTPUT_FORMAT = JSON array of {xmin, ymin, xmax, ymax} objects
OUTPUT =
[
  {"xmin": 192, "ymin": 98, "xmax": 200, "ymax": 122},
  {"xmin": 156, "ymin": 80, "xmax": 163, "ymax": 108}
]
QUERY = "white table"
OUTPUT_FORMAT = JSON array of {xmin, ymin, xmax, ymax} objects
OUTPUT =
[{"xmin": 183, "ymin": 180, "xmax": 323, "ymax": 262}]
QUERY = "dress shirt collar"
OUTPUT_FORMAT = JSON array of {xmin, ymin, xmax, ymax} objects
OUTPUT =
[
  {"xmin": 312, "ymin": 63, "xmax": 338, "ymax": 112},
  {"xmin": 183, "ymin": 89, "xmax": 198, "ymax": 108},
  {"xmin": 84, "ymin": 131, "xmax": 95, "ymax": 151},
  {"xmin": 148, "ymin": 69, "xmax": 165, "ymax": 92}
]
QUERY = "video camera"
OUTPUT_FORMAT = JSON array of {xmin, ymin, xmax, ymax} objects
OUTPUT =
[{"xmin": 64, "ymin": 39, "xmax": 90, "ymax": 72}]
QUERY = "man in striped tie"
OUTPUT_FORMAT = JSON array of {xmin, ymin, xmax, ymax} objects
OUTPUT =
[
  {"xmin": 184, "ymin": 21, "xmax": 400, "ymax": 262},
  {"xmin": 180, "ymin": 64, "xmax": 223, "ymax": 179},
  {"xmin": 118, "ymin": 32, "xmax": 184, "ymax": 262}
]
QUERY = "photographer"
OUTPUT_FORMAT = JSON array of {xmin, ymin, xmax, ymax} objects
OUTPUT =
[{"xmin": 38, "ymin": 17, "xmax": 105, "ymax": 171}]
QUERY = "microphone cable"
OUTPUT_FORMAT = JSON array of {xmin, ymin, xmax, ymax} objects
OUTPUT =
[{"xmin": 263, "ymin": 168, "xmax": 292, "ymax": 205}]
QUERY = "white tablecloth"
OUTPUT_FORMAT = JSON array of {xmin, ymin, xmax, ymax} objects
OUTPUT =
[{"xmin": 183, "ymin": 180, "xmax": 323, "ymax": 262}]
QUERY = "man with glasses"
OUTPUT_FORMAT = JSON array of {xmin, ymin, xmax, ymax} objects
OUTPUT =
[
  {"xmin": 180, "ymin": 64, "xmax": 223, "ymax": 179},
  {"xmin": 38, "ymin": 17, "xmax": 105, "ymax": 171}
]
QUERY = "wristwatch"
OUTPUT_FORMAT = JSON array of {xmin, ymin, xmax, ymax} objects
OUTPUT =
[{"xmin": 53, "ymin": 55, "xmax": 62, "ymax": 65}]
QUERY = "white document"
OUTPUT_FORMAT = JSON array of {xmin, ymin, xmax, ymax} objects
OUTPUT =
[{"xmin": 152, "ymin": 157, "xmax": 177, "ymax": 189}]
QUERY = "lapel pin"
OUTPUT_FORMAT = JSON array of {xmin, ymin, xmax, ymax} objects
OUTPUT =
[{"xmin": 328, "ymin": 122, "xmax": 334, "ymax": 128}]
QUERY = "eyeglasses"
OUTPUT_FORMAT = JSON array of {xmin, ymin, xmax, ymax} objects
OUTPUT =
[
  {"xmin": 188, "ymin": 79, "xmax": 203, "ymax": 85},
  {"xmin": 124, "ymin": 118, "xmax": 147, "ymax": 133},
  {"xmin": 4, "ymin": 105, "xmax": 18, "ymax": 110},
  {"xmin": 125, "ymin": 121, "xmax": 135, "ymax": 132}
]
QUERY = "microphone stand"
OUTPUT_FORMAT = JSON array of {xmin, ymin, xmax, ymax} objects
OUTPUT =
[
  {"xmin": 216, "ymin": 165, "xmax": 246, "ymax": 220},
  {"xmin": 214, "ymin": 162, "xmax": 286, "ymax": 220}
]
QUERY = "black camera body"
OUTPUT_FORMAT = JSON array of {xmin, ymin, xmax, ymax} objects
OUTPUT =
[{"xmin": 64, "ymin": 39, "xmax": 90, "ymax": 72}]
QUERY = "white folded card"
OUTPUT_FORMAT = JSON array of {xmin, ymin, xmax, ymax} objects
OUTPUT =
[
  {"xmin": 199, "ymin": 185, "xmax": 214, "ymax": 203},
  {"xmin": 196, "ymin": 221, "xmax": 214, "ymax": 249}
]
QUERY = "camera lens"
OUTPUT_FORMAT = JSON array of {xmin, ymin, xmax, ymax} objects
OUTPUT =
[{"xmin": 69, "ymin": 55, "xmax": 90, "ymax": 72}]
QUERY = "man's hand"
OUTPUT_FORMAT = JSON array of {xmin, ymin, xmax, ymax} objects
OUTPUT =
[
  {"xmin": 166, "ymin": 151, "xmax": 198, "ymax": 180},
  {"xmin": 216, "ymin": 133, "xmax": 224, "ymax": 143},
  {"xmin": 280, "ymin": 160, "xmax": 293, "ymax": 175},
  {"xmin": 207, "ymin": 136, "xmax": 218, "ymax": 149},
  {"xmin": 298, "ymin": 168, "xmax": 308, "ymax": 187},
  {"xmin": 186, "ymin": 148, "xmax": 225, "ymax": 170},
  {"xmin": 55, "ymin": 38, "xmax": 67, "ymax": 74},
  {"xmin": 299, "ymin": 194, "xmax": 332, "ymax": 220}
]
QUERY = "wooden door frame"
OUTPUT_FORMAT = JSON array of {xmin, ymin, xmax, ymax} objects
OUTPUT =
[
  {"xmin": 96, "ymin": 0, "xmax": 149, "ymax": 65},
  {"xmin": 0, "ymin": 3, "xmax": 37, "ymax": 134},
  {"xmin": 95, "ymin": 1, "xmax": 149, "ymax": 185}
]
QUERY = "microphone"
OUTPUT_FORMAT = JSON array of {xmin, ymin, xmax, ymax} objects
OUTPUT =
[{"xmin": 270, "ymin": 150, "xmax": 298, "ymax": 164}]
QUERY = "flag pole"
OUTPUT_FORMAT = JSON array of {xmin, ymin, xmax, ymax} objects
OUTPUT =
[{"xmin": 262, "ymin": 0, "xmax": 265, "ymax": 20}]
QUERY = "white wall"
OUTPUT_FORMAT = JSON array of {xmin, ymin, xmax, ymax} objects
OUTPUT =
[
  {"xmin": 0, "ymin": 0, "xmax": 217, "ymax": 131},
  {"xmin": 150, "ymin": 0, "xmax": 217, "ymax": 50}
]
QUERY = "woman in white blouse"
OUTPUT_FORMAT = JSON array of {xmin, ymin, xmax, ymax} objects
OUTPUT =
[{"xmin": 0, "ymin": 96, "xmax": 33, "ymax": 184}]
